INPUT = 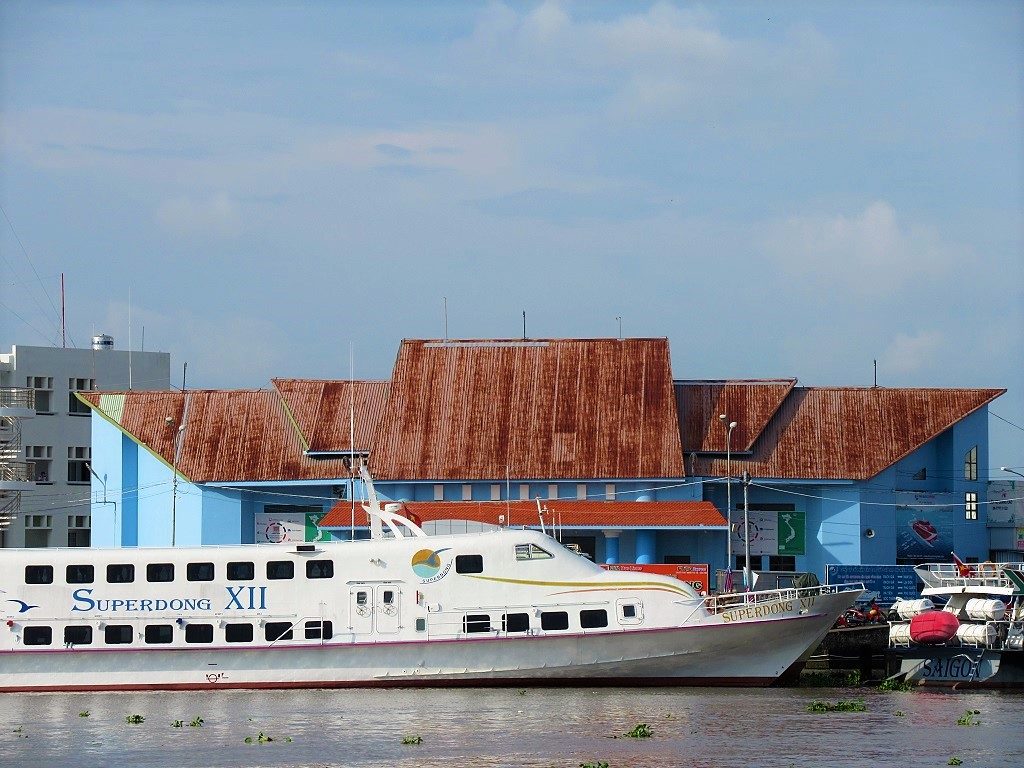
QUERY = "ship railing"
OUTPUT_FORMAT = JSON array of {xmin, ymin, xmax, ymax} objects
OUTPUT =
[
  {"xmin": 917, "ymin": 562, "xmax": 1023, "ymax": 590},
  {"xmin": 704, "ymin": 582, "xmax": 863, "ymax": 614}
]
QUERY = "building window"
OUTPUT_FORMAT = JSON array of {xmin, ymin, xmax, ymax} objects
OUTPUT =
[
  {"xmin": 605, "ymin": 483, "xmax": 616, "ymax": 500},
  {"xmin": 67, "ymin": 447, "xmax": 91, "ymax": 484},
  {"xmin": 768, "ymin": 555, "xmax": 796, "ymax": 572},
  {"xmin": 68, "ymin": 378, "xmax": 95, "ymax": 415},
  {"xmin": 576, "ymin": 483, "xmax": 587, "ymax": 500},
  {"xmin": 547, "ymin": 484, "xmax": 558, "ymax": 499},
  {"xmin": 490, "ymin": 484, "xmax": 501, "ymax": 501},
  {"xmin": 519, "ymin": 484, "xmax": 530, "ymax": 500},
  {"xmin": 433, "ymin": 484, "xmax": 444, "ymax": 501},
  {"xmin": 28, "ymin": 376, "xmax": 53, "ymax": 413},
  {"xmin": 25, "ymin": 445, "xmax": 52, "ymax": 482},
  {"xmin": 965, "ymin": 492, "xmax": 978, "ymax": 521},
  {"xmin": 461, "ymin": 484, "xmax": 472, "ymax": 501},
  {"xmin": 24, "ymin": 515, "xmax": 52, "ymax": 548},
  {"xmin": 68, "ymin": 516, "xmax": 91, "ymax": 548},
  {"xmin": 964, "ymin": 446, "xmax": 978, "ymax": 481}
]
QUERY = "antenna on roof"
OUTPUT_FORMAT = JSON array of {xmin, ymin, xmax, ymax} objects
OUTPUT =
[
  {"xmin": 616, "ymin": 316, "xmax": 622, "ymax": 340},
  {"xmin": 61, "ymin": 272, "xmax": 66, "ymax": 348},
  {"xmin": 443, "ymin": 297, "xmax": 448, "ymax": 341},
  {"xmin": 873, "ymin": 359, "xmax": 878, "ymax": 388},
  {"xmin": 522, "ymin": 310, "xmax": 526, "ymax": 340}
]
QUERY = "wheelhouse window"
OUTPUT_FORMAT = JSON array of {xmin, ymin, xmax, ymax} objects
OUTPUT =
[
  {"xmin": 64, "ymin": 626, "xmax": 93, "ymax": 645},
  {"xmin": 25, "ymin": 565, "xmax": 53, "ymax": 584},
  {"xmin": 503, "ymin": 612, "xmax": 530, "ymax": 633},
  {"xmin": 145, "ymin": 625, "xmax": 173, "ymax": 644},
  {"xmin": 265, "ymin": 622, "xmax": 293, "ymax": 642},
  {"xmin": 540, "ymin": 611, "xmax": 569, "ymax": 631},
  {"xmin": 463, "ymin": 614, "xmax": 491, "ymax": 633},
  {"xmin": 515, "ymin": 543, "xmax": 553, "ymax": 561},
  {"xmin": 305, "ymin": 620, "xmax": 332, "ymax": 640},
  {"xmin": 187, "ymin": 562, "xmax": 215, "ymax": 582},
  {"xmin": 24, "ymin": 626, "xmax": 52, "ymax": 646},
  {"xmin": 147, "ymin": 563, "xmax": 174, "ymax": 583},
  {"xmin": 185, "ymin": 624, "xmax": 213, "ymax": 644},
  {"xmin": 267, "ymin": 560, "xmax": 294, "ymax": 580},
  {"xmin": 225, "ymin": 623, "xmax": 254, "ymax": 643},
  {"xmin": 965, "ymin": 492, "xmax": 978, "ymax": 521},
  {"xmin": 455, "ymin": 555, "xmax": 484, "ymax": 574},
  {"xmin": 66, "ymin": 564, "xmax": 94, "ymax": 584},
  {"xmin": 580, "ymin": 609, "xmax": 608, "ymax": 629},
  {"xmin": 104, "ymin": 625, "xmax": 134, "ymax": 644},
  {"xmin": 227, "ymin": 561, "xmax": 255, "ymax": 581},
  {"xmin": 964, "ymin": 445, "xmax": 978, "ymax": 481},
  {"xmin": 306, "ymin": 560, "xmax": 334, "ymax": 579},
  {"xmin": 106, "ymin": 564, "xmax": 135, "ymax": 583}
]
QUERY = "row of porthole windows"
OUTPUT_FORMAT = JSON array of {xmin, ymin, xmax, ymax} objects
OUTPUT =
[
  {"xmin": 462, "ymin": 608, "xmax": 609, "ymax": 634},
  {"xmin": 25, "ymin": 560, "xmax": 335, "ymax": 586},
  {"xmin": 21, "ymin": 620, "xmax": 334, "ymax": 647}
]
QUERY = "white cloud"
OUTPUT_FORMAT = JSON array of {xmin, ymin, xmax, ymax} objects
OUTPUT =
[
  {"xmin": 880, "ymin": 331, "xmax": 944, "ymax": 375},
  {"xmin": 760, "ymin": 201, "xmax": 961, "ymax": 295},
  {"xmin": 156, "ymin": 193, "xmax": 242, "ymax": 239}
]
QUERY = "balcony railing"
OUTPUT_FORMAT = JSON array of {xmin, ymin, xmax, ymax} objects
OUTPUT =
[
  {"xmin": 0, "ymin": 388, "xmax": 36, "ymax": 409},
  {"xmin": 0, "ymin": 461, "xmax": 34, "ymax": 483}
]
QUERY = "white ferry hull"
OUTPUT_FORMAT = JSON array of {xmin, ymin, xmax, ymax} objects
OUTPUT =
[{"xmin": 0, "ymin": 590, "xmax": 852, "ymax": 692}]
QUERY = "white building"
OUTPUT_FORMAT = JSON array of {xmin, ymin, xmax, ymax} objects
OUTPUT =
[{"xmin": 0, "ymin": 338, "xmax": 170, "ymax": 548}]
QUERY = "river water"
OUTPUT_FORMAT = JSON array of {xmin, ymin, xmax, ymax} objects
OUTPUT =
[{"xmin": 1, "ymin": 686, "xmax": 1020, "ymax": 768}]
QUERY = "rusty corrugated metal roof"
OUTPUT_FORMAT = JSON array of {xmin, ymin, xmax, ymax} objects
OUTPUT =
[
  {"xmin": 272, "ymin": 379, "xmax": 390, "ymax": 453},
  {"xmin": 368, "ymin": 338, "xmax": 685, "ymax": 481},
  {"xmin": 676, "ymin": 379, "xmax": 796, "ymax": 453},
  {"xmin": 690, "ymin": 387, "xmax": 1005, "ymax": 480},
  {"xmin": 319, "ymin": 499, "xmax": 725, "ymax": 529},
  {"xmin": 81, "ymin": 390, "xmax": 351, "ymax": 482}
]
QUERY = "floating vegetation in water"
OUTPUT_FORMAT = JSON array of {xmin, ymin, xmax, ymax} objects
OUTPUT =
[
  {"xmin": 893, "ymin": 710, "xmax": 905, "ymax": 717},
  {"xmin": 624, "ymin": 723, "xmax": 653, "ymax": 738},
  {"xmin": 244, "ymin": 731, "xmax": 292, "ymax": 744},
  {"xmin": 877, "ymin": 677, "xmax": 915, "ymax": 692},
  {"xmin": 956, "ymin": 710, "xmax": 981, "ymax": 727},
  {"xmin": 13, "ymin": 726, "xmax": 25, "ymax": 738},
  {"xmin": 125, "ymin": 714, "xmax": 145, "ymax": 724},
  {"xmin": 579, "ymin": 762, "xmax": 609, "ymax": 768},
  {"xmin": 401, "ymin": 735, "xmax": 424, "ymax": 745},
  {"xmin": 518, "ymin": 689, "xmax": 527, "ymax": 695},
  {"xmin": 172, "ymin": 720, "xmax": 184, "ymax": 728},
  {"xmin": 806, "ymin": 700, "xmax": 867, "ymax": 713},
  {"xmin": 78, "ymin": 711, "xmax": 90, "ymax": 718},
  {"xmin": 190, "ymin": 716, "xmax": 204, "ymax": 728},
  {"xmin": 948, "ymin": 758, "xmax": 963, "ymax": 766}
]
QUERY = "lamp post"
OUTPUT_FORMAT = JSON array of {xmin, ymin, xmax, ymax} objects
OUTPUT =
[
  {"xmin": 1001, "ymin": 467, "xmax": 1024, "ymax": 480},
  {"xmin": 719, "ymin": 414, "xmax": 738, "ymax": 587},
  {"xmin": 742, "ymin": 470, "xmax": 752, "ymax": 590},
  {"xmin": 165, "ymin": 417, "xmax": 185, "ymax": 546}
]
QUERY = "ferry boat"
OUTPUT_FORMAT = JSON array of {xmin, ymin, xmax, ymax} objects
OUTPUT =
[
  {"xmin": 1, "ymin": 490, "xmax": 863, "ymax": 692},
  {"xmin": 887, "ymin": 561, "xmax": 1024, "ymax": 688}
]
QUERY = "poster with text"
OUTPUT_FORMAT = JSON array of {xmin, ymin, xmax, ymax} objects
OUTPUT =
[
  {"xmin": 988, "ymin": 481, "xmax": 1022, "ymax": 525},
  {"xmin": 895, "ymin": 491, "xmax": 956, "ymax": 560},
  {"xmin": 730, "ymin": 510, "xmax": 805, "ymax": 556},
  {"xmin": 255, "ymin": 512, "xmax": 328, "ymax": 543}
]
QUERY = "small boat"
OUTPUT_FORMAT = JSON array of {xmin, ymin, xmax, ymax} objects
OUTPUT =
[
  {"xmin": 909, "ymin": 519, "xmax": 939, "ymax": 545},
  {"xmin": 0, "ymin": 473, "xmax": 863, "ymax": 693},
  {"xmin": 887, "ymin": 562, "xmax": 1024, "ymax": 688}
]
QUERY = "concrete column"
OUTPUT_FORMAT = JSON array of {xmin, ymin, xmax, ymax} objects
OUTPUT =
[
  {"xmin": 635, "ymin": 529, "xmax": 657, "ymax": 564},
  {"xmin": 603, "ymin": 529, "xmax": 622, "ymax": 564}
]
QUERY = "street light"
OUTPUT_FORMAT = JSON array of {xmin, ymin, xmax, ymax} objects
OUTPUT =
[
  {"xmin": 719, "ymin": 414, "xmax": 738, "ymax": 588},
  {"xmin": 1000, "ymin": 467, "xmax": 1024, "ymax": 480},
  {"xmin": 165, "ymin": 416, "xmax": 186, "ymax": 546}
]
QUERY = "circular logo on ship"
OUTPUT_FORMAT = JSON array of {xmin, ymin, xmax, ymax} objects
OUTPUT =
[{"xmin": 411, "ymin": 549, "xmax": 445, "ymax": 579}]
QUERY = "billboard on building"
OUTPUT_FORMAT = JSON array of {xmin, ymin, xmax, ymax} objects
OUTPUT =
[
  {"xmin": 988, "ymin": 480, "xmax": 1022, "ymax": 525},
  {"xmin": 255, "ymin": 510, "xmax": 327, "ymax": 543},
  {"xmin": 730, "ymin": 510, "xmax": 806, "ymax": 556},
  {"xmin": 895, "ymin": 491, "xmax": 956, "ymax": 560}
]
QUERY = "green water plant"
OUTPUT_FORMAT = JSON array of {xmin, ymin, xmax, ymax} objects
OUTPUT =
[
  {"xmin": 172, "ymin": 720, "xmax": 184, "ymax": 728},
  {"xmin": 190, "ymin": 716, "xmax": 204, "ymax": 728},
  {"xmin": 245, "ymin": 732, "xmax": 274, "ymax": 744},
  {"xmin": 948, "ymin": 758, "xmax": 963, "ymax": 766},
  {"xmin": 624, "ymin": 723, "xmax": 653, "ymax": 738},
  {"xmin": 877, "ymin": 677, "xmax": 914, "ymax": 692},
  {"xmin": 580, "ymin": 762, "xmax": 609, "ymax": 768},
  {"xmin": 893, "ymin": 710, "xmax": 905, "ymax": 717},
  {"xmin": 78, "ymin": 711, "xmax": 90, "ymax": 718},
  {"xmin": 956, "ymin": 709, "xmax": 980, "ymax": 727},
  {"xmin": 125, "ymin": 714, "xmax": 145, "ymax": 724},
  {"xmin": 806, "ymin": 700, "xmax": 867, "ymax": 713},
  {"xmin": 401, "ymin": 735, "xmax": 423, "ymax": 745}
]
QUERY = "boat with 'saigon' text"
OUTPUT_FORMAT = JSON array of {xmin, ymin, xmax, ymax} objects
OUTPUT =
[{"xmin": 1, "ymin": 479, "xmax": 863, "ymax": 692}]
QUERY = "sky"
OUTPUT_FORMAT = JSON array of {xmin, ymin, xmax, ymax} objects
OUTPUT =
[{"xmin": 1, "ymin": 1, "xmax": 1022, "ymax": 469}]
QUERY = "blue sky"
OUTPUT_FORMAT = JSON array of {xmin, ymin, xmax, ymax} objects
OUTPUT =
[{"xmin": 1, "ymin": 2, "xmax": 1022, "ymax": 468}]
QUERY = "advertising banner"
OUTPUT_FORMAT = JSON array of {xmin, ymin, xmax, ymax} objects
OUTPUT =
[
  {"xmin": 603, "ymin": 563, "xmax": 710, "ymax": 594},
  {"xmin": 895, "ymin": 491, "xmax": 956, "ymax": 561},
  {"xmin": 988, "ymin": 481, "xmax": 1022, "ymax": 525},
  {"xmin": 730, "ymin": 510, "xmax": 805, "ymax": 556},
  {"xmin": 255, "ymin": 511, "xmax": 327, "ymax": 543}
]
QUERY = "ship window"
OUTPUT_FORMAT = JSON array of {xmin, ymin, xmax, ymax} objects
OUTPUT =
[
  {"xmin": 415, "ymin": 618, "xmax": 427, "ymax": 632},
  {"xmin": 580, "ymin": 609, "xmax": 608, "ymax": 629},
  {"xmin": 147, "ymin": 563, "xmax": 175, "ymax": 582},
  {"xmin": 104, "ymin": 624, "xmax": 134, "ymax": 644},
  {"xmin": 503, "ymin": 612, "xmax": 530, "ymax": 633},
  {"xmin": 267, "ymin": 560, "xmax": 294, "ymax": 580},
  {"xmin": 227, "ymin": 561, "xmax": 255, "ymax": 581},
  {"xmin": 304, "ymin": 620, "xmax": 333, "ymax": 640},
  {"xmin": 106, "ymin": 564, "xmax": 135, "ymax": 584},
  {"xmin": 64, "ymin": 625, "xmax": 93, "ymax": 645},
  {"xmin": 265, "ymin": 622, "xmax": 294, "ymax": 642},
  {"xmin": 622, "ymin": 604, "xmax": 636, "ymax": 618},
  {"xmin": 66, "ymin": 564, "xmax": 94, "ymax": 584},
  {"xmin": 187, "ymin": 562, "xmax": 215, "ymax": 582},
  {"xmin": 455, "ymin": 555, "xmax": 484, "ymax": 574},
  {"xmin": 463, "ymin": 614, "xmax": 491, "ymax": 633},
  {"xmin": 145, "ymin": 625, "xmax": 173, "ymax": 644},
  {"xmin": 185, "ymin": 624, "xmax": 213, "ymax": 644},
  {"xmin": 383, "ymin": 590, "xmax": 395, "ymax": 605},
  {"xmin": 225, "ymin": 623, "xmax": 253, "ymax": 643},
  {"xmin": 24, "ymin": 626, "xmax": 52, "ymax": 646},
  {"xmin": 355, "ymin": 591, "xmax": 368, "ymax": 606},
  {"xmin": 515, "ymin": 544, "xmax": 553, "ymax": 561},
  {"xmin": 25, "ymin": 565, "xmax": 53, "ymax": 584},
  {"xmin": 306, "ymin": 560, "xmax": 334, "ymax": 579},
  {"xmin": 540, "ymin": 611, "xmax": 569, "ymax": 631}
]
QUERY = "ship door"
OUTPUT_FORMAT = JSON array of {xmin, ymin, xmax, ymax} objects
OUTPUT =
[
  {"xmin": 375, "ymin": 586, "xmax": 401, "ymax": 634},
  {"xmin": 349, "ymin": 586, "xmax": 374, "ymax": 634}
]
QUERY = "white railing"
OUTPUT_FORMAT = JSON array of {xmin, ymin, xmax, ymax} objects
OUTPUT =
[{"xmin": 0, "ymin": 388, "xmax": 36, "ymax": 409}]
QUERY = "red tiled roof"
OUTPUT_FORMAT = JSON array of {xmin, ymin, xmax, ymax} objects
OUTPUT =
[
  {"xmin": 676, "ymin": 379, "xmax": 796, "ymax": 453},
  {"xmin": 319, "ymin": 499, "xmax": 726, "ymax": 529},
  {"xmin": 272, "ymin": 379, "xmax": 390, "ymax": 453},
  {"xmin": 368, "ymin": 338, "xmax": 685, "ymax": 481},
  {"xmin": 691, "ymin": 387, "xmax": 1005, "ymax": 480},
  {"xmin": 80, "ymin": 390, "xmax": 351, "ymax": 482}
]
